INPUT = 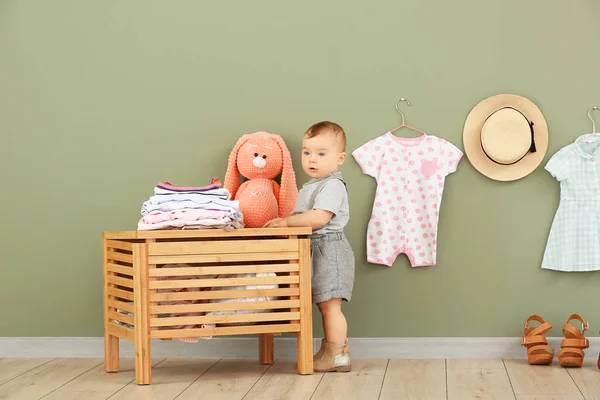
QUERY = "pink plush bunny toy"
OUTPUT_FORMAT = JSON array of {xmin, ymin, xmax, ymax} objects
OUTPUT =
[{"xmin": 224, "ymin": 132, "xmax": 298, "ymax": 228}]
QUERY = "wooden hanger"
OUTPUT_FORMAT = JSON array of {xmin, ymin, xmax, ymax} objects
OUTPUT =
[{"xmin": 390, "ymin": 98, "xmax": 428, "ymax": 136}]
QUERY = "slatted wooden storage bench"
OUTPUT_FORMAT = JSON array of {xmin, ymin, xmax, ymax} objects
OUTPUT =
[{"xmin": 102, "ymin": 228, "xmax": 313, "ymax": 385}]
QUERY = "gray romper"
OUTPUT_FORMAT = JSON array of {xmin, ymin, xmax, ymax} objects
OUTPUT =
[{"xmin": 291, "ymin": 171, "xmax": 355, "ymax": 303}]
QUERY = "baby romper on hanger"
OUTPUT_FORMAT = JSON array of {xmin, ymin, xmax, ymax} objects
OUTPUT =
[
  {"xmin": 352, "ymin": 132, "xmax": 463, "ymax": 267},
  {"xmin": 542, "ymin": 136, "xmax": 600, "ymax": 272}
]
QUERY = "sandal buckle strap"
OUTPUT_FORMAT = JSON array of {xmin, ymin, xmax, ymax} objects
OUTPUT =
[{"xmin": 521, "ymin": 335, "xmax": 547, "ymax": 347}]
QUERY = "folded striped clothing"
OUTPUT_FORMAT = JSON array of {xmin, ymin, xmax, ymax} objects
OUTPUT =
[
  {"xmin": 137, "ymin": 217, "xmax": 234, "ymax": 231},
  {"xmin": 154, "ymin": 188, "xmax": 230, "ymax": 198},
  {"xmin": 146, "ymin": 192, "xmax": 234, "ymax": 205},
  {"xmin": 155, "ymin": 178, "xmax": 222, "ymax": 194},
  {"xmin": 141, "ymin": 199, "xmax": 242, "ymax": 220},
  {"xmin": 141, "ymin": 209, "xmax": 232, "ymax": 225}
]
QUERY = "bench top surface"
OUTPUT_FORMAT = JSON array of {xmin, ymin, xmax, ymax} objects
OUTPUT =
[{"xmin": 103, "ymin": 227, "xmax": 313, "ymax": 240}]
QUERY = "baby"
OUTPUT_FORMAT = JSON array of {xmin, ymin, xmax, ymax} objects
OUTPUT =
[{"xmin": 264, "ymin": 121, "xmax": 355, "ymax": 372}]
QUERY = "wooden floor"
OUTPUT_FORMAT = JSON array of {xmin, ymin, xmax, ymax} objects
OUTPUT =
[{"xmin": 0, "ymin": 357, "xmax": 599, "ymax": 400}]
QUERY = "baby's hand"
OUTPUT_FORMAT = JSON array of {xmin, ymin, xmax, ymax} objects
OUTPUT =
[{"xmin": 263, "ymin": 218, "xmax": 288, "ymax": 228}]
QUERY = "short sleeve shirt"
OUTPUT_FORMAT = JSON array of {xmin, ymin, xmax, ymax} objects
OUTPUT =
[{"xmin": 292, "ymin": 172, "xmax": 349, "ymax": 235}]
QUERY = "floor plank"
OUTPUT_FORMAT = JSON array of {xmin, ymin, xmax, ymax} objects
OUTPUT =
[
  {"xmin": 515, "ymin": 395, "xmax": 585, "ymax": 400},
  {"xmin": 504, "ymin": 359, "xmax": 582, "ymax": 397},
  {"xmin": 107, "ymin": 358, "xmax": 218, "ymax": 400},
  {"xmin": 311, "ymin": 359, "xmax": 388, "ymax": 400},
  {"xmin": 565, "ymin": 358, "xmax": 600, "ymax": 400},
  {"xmin": 0, "ymin": 358, "xmax": 53, "ymax": 385},
  {"xmin": 243, "ymin": 359, "xmax": 324, "ymax": 400},
  {"xmin": 176, "ymin": 359, "xmax": 271, "ymax": 400},
  {"xmin": 379, "ymin": 359, "xmax": 446, "ymax": 400},
  {"xmin": 447, "ymin": 359, "xmax": 515, "ymax": 400},
  {"xmin": 40, "ymin": 358, "xmax": 166, "ymax": 400},
  {"xmin": 0, "ymin": 358, "xmax": 101, "ymax": 400}
]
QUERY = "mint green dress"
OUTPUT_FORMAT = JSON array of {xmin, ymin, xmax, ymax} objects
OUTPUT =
[{"xmin": 542, "ymin": 135, "xmax": 600, "ymax": 272}]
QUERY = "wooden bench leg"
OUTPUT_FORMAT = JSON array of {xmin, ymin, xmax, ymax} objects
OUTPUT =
[
  {"xmin": 297, "ymin": 330, "xmax": 313, "ymax": 374},
  {"xmin": 103, "ymin": 237, "xmax": 120, "ymax": 373},
  {"xmin": 104, "ymin": 334, "xmax": 120, "ymax": 373},
  {"xmin": 259, "ymin": 334, "xmax": 275, "ymax": 365},
  {"xmin": 297, "ymin": 238, "xmax": 314, "ymax": 374},
  {"xmin": 133, "ymin": 242, "xmax": 152, "ymax": 385},
  {"xmin": 134, "ymin": 334, "xmax": 151, "ymax": 385}
]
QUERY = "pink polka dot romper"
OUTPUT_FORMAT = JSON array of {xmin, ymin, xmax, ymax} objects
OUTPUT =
[{"xmin": 352, "ymin": 132, "xmax": 463, "ymax": 267}]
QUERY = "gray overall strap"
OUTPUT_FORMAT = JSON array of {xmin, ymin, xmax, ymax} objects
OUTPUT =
[{"xmin": 309, "ymin": 176, "xmax": 346, "ymax": 209}]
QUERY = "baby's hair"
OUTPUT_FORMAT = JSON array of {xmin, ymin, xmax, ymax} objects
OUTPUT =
[{"xmin": 304, "ymin": 121, "xmax": 346, "ymax": 152}]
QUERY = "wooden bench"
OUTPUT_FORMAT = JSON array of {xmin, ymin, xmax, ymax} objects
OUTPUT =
[{"xmin": 102, "ymin": 228, "xmax": 313, "ymax": 384}]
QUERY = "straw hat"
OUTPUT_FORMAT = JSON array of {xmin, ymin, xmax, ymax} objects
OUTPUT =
[{"xmin": 463, "ymin": 94, "xmax": 548, "ymax": 181}]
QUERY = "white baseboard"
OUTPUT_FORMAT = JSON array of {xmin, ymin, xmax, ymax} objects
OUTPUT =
[{"xmin": 2, "ymin": 336, "xmax": 598, "ymax": 359}]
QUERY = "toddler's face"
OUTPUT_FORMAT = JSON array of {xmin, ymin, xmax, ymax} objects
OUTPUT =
[{"xmin": 301, "ymin": 133, "xmax": 346, "ymax": 179}]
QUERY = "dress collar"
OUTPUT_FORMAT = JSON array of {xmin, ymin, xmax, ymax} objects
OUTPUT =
[{"xmin": 573, "ymin": 134, "xmax": 600, "ymax": 159}]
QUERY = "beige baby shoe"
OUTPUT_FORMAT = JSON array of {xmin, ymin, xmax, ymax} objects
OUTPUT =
[
  {"xmin": 313, "ymin": 339, "xmax": 351, "ymax": 372},
  {"xmin": 313, "ymin": 338, "xmax": 326, "ymax": 361}
]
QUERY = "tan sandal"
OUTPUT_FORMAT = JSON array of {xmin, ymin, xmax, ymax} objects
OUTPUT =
[
  {"xmin": 558, "ymin": 314, "xmax": 589, "ymax": 368},
  {"xmin": 521, "ymin": 315, "xmax": 554, "ymax": 365}
]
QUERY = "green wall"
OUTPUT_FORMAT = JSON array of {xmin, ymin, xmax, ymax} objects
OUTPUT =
[{"xmin": 2, "ymin": 0, "xmax": 600, "ymax": 338}]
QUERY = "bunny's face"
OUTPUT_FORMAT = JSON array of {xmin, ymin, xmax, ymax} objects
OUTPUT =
[
  {"xmin": 224, "ymin": 131, "xmax": 298, "ymax": 217},
  {"xmin": 237, "ymin": 134, "xmax": 283, "ymax": 179}
]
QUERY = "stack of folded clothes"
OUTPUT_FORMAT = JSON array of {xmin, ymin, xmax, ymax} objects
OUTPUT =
[{"xmin": 137, "ymin": 178, "xmax": 243, "ymax": 231}]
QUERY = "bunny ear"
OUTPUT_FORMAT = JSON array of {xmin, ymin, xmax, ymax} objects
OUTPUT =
[
  {"xmin": 271, "ymin": 134, "xmax": 298, "ymax": 217},
  {"xmin": 224, "ymin": 134, "xmax": 251, "ymax": 199}
]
